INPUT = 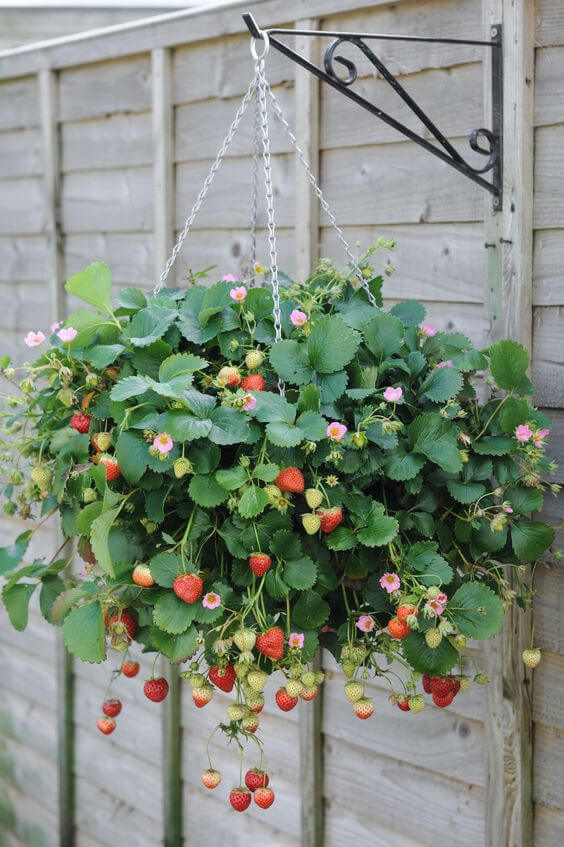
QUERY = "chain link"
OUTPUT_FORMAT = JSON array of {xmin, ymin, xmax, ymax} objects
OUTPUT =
[
  {"xmin": 267, "ymin": 87, "xmax": 378, "ymax": 308},
  {"xmin": 153, "ymin": 74, "xmax": 258, "ymax": 295},
  {"xmin": 256, "ymin": 59, "xmax": 285, "ymax": 394},
  {"xmin": 246, "ymin": 86, "xmax": 261, "ymax": 286}
]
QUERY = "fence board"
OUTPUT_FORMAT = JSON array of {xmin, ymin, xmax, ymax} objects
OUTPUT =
[
  {"xmin": 534, "ymin": 565, "xmax": 564, "ymax": 654},
  {"xmin": 0, "ymin": 76, "xmax": 38, "ymax": 130},
  {"xmin": 534, "ymin": 125, "xmax": 564, "ymax": 230},
  {"xmin": 64, "ymin": 232, "xmax": 154, "ymax": 285},
  {"xmin": 532, "ymin": 306, "xmax": 564, "ymax": 408},
  {"xmin": 533, "ymin": 723, "xmax": 564, "ymax": 809},
  {"xmin": 534, "ymin": 47, "xmax": 564, "ymax": 127},
  {"xmin": 0, "ymin": 235, "xmax": 47, "ymax": 281},
  {"xmin": 536, "ymin": 0, "xmax": 564, "ymax": 47},
  {"xmin": 533, "ymin": 651, "xmax": 564, "ymax": 731},
  {"xmin": 61, "ymin": 167, "xmax": 153, "ymax": 233},
  {"xmin": 0, "ymin": 127, "xmax": 41, "ymax": 179},
  {"xmin": 533, "ymin": 229, "xmax": 564, "ymax": 305},
  {"xmin": 61, "ymin": 112, "xmax": 153, "ymax": 172},
  {"xmin": 535, "ymin": 804, "xmax": 564, "ymax": 847},
  {"xmin": 58, "ymin": 55, "xmax": 151, "ymax": 122},
  {"xmin": 0, "ymin": 177, "xmax": 44, "ymax": 234},
  {"xmin": 75, "ymin": 777, "xmax": 163, "ymax": 847}
]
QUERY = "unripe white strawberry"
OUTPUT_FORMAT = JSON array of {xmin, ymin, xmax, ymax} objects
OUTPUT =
[
  {"xmin": 173, "ymin": 457, "xmax": 193, "ymax": 478},
  {"xmin": 247, "ymin": 670, "xmax": 267, "ymax": 692},
  {"xmin": 408, "ymin": 695, "xmax": 426, "ymax": 713},
  {"xmin": 425, "ymin": 628, "xmax": 442, "ymax": 649},
  {"xmin": 301, "ymin": 513, "xmax": 321, "ymax": 535},
  {"xmin": 245, "ymin": 350, "xmax": 264, "ymax": 370},
  {"xmin": 301, "ymin": 671, "xmax": 316, "ymax": 687},
  {"xmin": 305, "ymin": 488, "xmax": 323, "ymax": 509},
  {"xmin": 227, "ymin": 704, "xmax": 245, "ymax": 722},
  {"xmin": 31, "ymin": 467, "xmax": 52, "ymax": 491},
  {"xmin": 83, "ymin": 487, "xmax": 98, "ymax": 503},
  {"xmin": 285, "ymin": 679, "xmax": 303, "ymax": 697},
  {"xmin": 233, "ymin": 628, "xmax": 256, "ymax": 652},
  {"xmin": 344, "ymin": 681, "xmax": 364, "ymax": 703},
  {"xmin": 522, "ymin": 648, "xmax": 541, "ymax": 669}
]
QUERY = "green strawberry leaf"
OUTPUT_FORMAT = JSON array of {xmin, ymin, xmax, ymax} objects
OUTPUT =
[
  {"xmin": 446, "ymin": 479, "xmax": 486, "ymax": 504},
  {"xmin": 417, "ymin": 366, "xmax": 463, "ymax": 403},
  {"xmin": 151, "ymin": 625, "xmax": 198, "ymax": 663},
  {"xmin": 510, "ymin": 520, "xmax": 554, "ymax": 562},
  {"xmin": 292, "ymin": 590, "xmax": 330, "ymax": 630},
  {"xmin": 448, "ymin": 582, "xmax": 503, "ymax": 639},
  {"xmin": 2, "ymin": 582, "xmax": 36, "ymax": 631},
  {"xmin": 90, "ymin": 508, "xmax": 120, "ymax": 577},
  {"xmin": 284, "ymin": 557, "xmax": 317, "ymax": 590},
  {"xmin": 65, "ymin": 262, "xmax": 113, "ymax": 314},
  {"xmin": 404, "ymin": 541, "xmax": 453, "ymax": 586},
  {"xmin": 153, "ymin": 593, "xmax": 198, "ymax": 634},
  {"xmin": 238, "ymin": 486, "xmax": 270, "ymax": 519},
  {"xmin": 115, "ymin": 430, "xmax": 149, "ymax": 483},
  {"xmin": 402, "ymin": 631, "xmax": 458, "ymax": 675},
  {"xmin": 150, "ymin": 552, "xmax": 182, "ymax": 588},
  {"xmin": 189, "ymin": 474, "xmax": 229, "ymax": 508},
  {"xmin": 489, "ymin": 339, "xmax": 529, "ymax": 391},
  {"xmin": 307, "ymin": 314, "xmax": 360, "ymax": 373},
  {"xmin": 62, "ymin": 602, "xmax": 106, "ymax": 663}
]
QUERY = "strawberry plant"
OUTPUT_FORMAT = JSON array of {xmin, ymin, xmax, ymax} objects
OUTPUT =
[{"xmin": 0, "ymin": 254, "xmax": 559, "ymax": 808}]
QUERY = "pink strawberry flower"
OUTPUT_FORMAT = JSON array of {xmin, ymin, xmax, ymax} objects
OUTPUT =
[
  {"xmin": 532, "ymin": 427, "xmax": 551, "ymax": 446},
  {"xmin": 515, "ymin": 424, "xmax": 533, "ymax": 443},
  {"xmin": 504, "ymin": 505, "xmax": 514, "ymax": 514},
  {"xmin": 290, "ymin": 309, "xmax": 307, "ymax": 327},
  {"xmin": 420, "ymin": 324, "xmax": 437, "ymax": 337},
  {"xmin": 436, "ymin": 592, "xmax": 448, "ymax": 605},
  {"xmin": 229, "ymin": 286, "xmax": 247, "ymax": 302},
  {"xmin": 202, "ymin": 592, "xmax": 221, "ymax": 610},
  {"xmin": 356, "ymin": 614, "xmax": 376, "ymax": 633},
  {"xmin": 50, "ymin": 321, "xmax": 62, "ymax": 333},
  {"xmin": 436, "ymin": 360, "xmax": 454, "ymax": 369},
  {"xmin": 57, "ymin": 327, "xmax": 77, "ymax": 343},
  {"xmin": 242, "ymin": 393, "xmax": 256, "ymax": 411},
  {"xmin": 379, "ymin": 572, "xmax": 400, "ymax": 593},
  {"xmin": 288, "ymin": 632, "xmax": 305, "ymax": 649},
  {"xmin": 24, "ymin": 330, "xmax": 46, "ymax": 348},
  {"xmin": 326, "ymin": 421, "xmax": 347, "ymax": 441},
  {"xmin": 153, "ymin": 433, "xmax": 174, "ymax": 454},
  {"xmin": 383, "ymin": 386, "xmax": 403, "ymax": 403},
  {"xmin": 425, "ymin": 599, "xmax": 445, "ymax": 617},
  {"xmin": 223, "ymin": 274, "xmax": 238, "ymax": 282}
]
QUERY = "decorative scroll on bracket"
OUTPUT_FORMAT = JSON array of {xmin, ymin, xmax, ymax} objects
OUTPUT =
[{"xmin": 243, "ymin": 13, "xmax": 503, "ymax": 210}]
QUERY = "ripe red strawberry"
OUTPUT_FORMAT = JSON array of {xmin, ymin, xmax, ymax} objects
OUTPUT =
[
  {"xmin": 451, "ymin": 677, "xmax": 461, "ymax": 695},
  {"xmin": 256, "ymin": 626, "xmax": 285, "ymax": 660},
  {"xmin": 209, "ymin": 664, "xmax": 236, "ymax": 693},
  {"xmin": 248, "ymin": 695, "xmax": 265, "ymax": 714},
  {"xmin": 387, "ymin": 617, "xmax": 409, "ymax": 639},
  {"xmin": 315, "ymin": 506, "xmax": 343, "ymax": 533},
  {"xmin": 192, "ymin": 686, "xmax": 213, "ymax": 708},
  {"xmin": 202, "ymin": 768, "xmax": 221, "ymax": 789},
  {"xmin": 173, "ymin": 573, "xmax": 203, "ymax": 604},
  {"xmin": 432, "ymin": 691, "xmax": 454, "ymax": 708},
  {"xmin": 230, "ymin": 787, "xmax": 252, "ymax": 812},
  {"xmin": 97, "ymin": 716, "xmax": 116, "ymax": 735},
  {"xmin": 132, "ymin": 564, "xmax": 155, "ymax": 587},
  {"xmin": 108, "ymin": 610, "xmax": 137, "ymax": 640},
  {"xmin": 275, "ymin": 687, "xmax": 298, "ymax": 711},
  {"xmin": 396, "ymin": 696, "xmax": 410, "ymax": 712},
  {"xmin": 218, "ymin": 366, "xmax": 241, "ymax": 387},
  {"xmin": 102, "ymin": 699, "xmax": 122, "ymax": 717},
  {"xmin": 275, "ymin": 467, "xmax": 305, "ymax": 493},
  {"xmin": 248, "ymin": 553, "xmax": 272, "ymax": 577},
  {"xmin": 70, "ymin": 413, "xmax": 91, "ymax": 434},
  {"xmin": 241, "ymin": 374, "xmax": 266, "ymax": 391},
  {"xmin": 397, "ymin": 604, "xmax": 417, "ymax": 622},
  {"xmin": 254, "ymin": 787, "xmax": 275, "ymax": 809},
  {"xmin": 99, "ymin": 454, "xmax": 120, "ymax": 481},
  {"xmin": 430, "ymin": 677, "xmax": 452, "ymax": 698},
  {"xmin": 245, "ymin": 769, "xmax": 269, "ymax": 792},
  {"xmin": 300, "ymin": 686, "xmax": 318, "ymax": 701},
  {"xmin": 144, "ymin": 677, "xmax": 169, "ymax": 702},
  {"xmin": 122, "ymin": 661, "xmax": 140, "ymax": 678},
  {"xmin": 422, "ymin": 673, "xmax": 433, "ymax": 694}
]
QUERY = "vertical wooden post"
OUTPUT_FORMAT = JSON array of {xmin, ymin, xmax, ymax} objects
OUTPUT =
[
  {"xmin": 294, "ymin": 19, "xmax": 324, "ymax": 847},
  {"xmin": 152, "ymin": 47, "xmax": 182, "ymax": 845},
  {"xmin": 294, "ymin": 19, "xmax": 320, "ymax": 280},
  {"xmin": 39, "ymin": 66, "xmax": 74, "ymax": 847},
  {"xmin": 481, "ymin": 2, "xmax": 535, "ymax": 845}
]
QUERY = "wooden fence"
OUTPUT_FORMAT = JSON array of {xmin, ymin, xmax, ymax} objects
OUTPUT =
[{"xmin": 0, "ymin": 0, "xmax": 562, "ymax": 845}]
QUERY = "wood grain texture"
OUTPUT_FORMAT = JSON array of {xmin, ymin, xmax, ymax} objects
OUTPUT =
[
  {"xmin": 534, "ymin": 125, "xmax": 564, "ymax": 230},
  {"xmin": 64, "ymin": 232, "xmax": 154, "ymax": 285},
  {"xmin": 0, "ymin": 127, "xmax": 41, "ymax": 179},
  {"xmin": 533, "ymin": 229, "xmax": 564, "ymax": 305},
  {"xmin": 534, "ymin": 723, "xmax": 564, "ymax": 809},
  {"xmin": 534, "ymin": 46, "xmax": 564, "ymax": 126},
  {"xmin": 0, "ymin": 75, "xmax": 38, "ymax": 130},
  {"xmin": 536, "ymin": 0, "xmax": 564, "ymax": 47},
  {"xmin": 535, "ymin": 803, "xmax": 564, "ymax": 846},
  {"xmin": 0, "ymin": 177, "xmax": 44, "ymax": 234},
  {"xmin": 61, "ymin": 167, "xmax": 153, "ymax": 233},
  {"xmin": 58, "ymin": 55, "xmax": 151, "ymax": 122},
  {"xmin": 532, "ymin": 306, "xmax": 564, "ymax": 408},
  {"xmin": 534, "ymin": 564, "xmax": 564, "ymax": 654},
  {"xmin": 152, "ymin": 47, "xmax": 174, "ymax": 283},
  {"xmin": 0, "ymin": 235, "xmax": 47, "ymax": 281},
  {"xmin": 61, "ymin": 112, "xmax": 152, "ymax": 173}
]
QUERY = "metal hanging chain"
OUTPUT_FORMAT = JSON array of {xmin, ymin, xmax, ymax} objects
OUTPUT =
[
  {"xmin": 246, "ymin": 86, "xmax": 261, "ymax": 286},
  {"xmin": 267, "ymin": 87, "xmax": 378, "ymax": 308},
  {"xmin": 154, "ymin": 74, "xmax": 258, "ymax": 295}
]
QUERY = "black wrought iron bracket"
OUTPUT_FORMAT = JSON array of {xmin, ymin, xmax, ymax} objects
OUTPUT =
[{"xmin": 243, "ymin": 13, "xmax": 503, "ymax": 210}]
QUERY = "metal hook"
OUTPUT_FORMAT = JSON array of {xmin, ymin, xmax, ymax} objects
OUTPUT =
[{"xmin": 250, "ymin": 29, "xmax": 270, "ymax": 61}]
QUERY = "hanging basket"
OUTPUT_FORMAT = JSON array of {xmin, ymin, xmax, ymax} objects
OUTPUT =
[{"xmin": 0, "ymin": 26, "xmax": 555, "ymax": 811}]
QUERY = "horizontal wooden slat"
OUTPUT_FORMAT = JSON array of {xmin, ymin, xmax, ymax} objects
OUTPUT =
[
  {"xmin": 174, "ymin": 86, "xmax": 293, "ymax": 162},
  {"xmin": 0, "ymin": 784, "xmax": 59, "ymax": 847},
  {"xmin": 324, "ymin": 735, "xmax": 486, "ymax": 847},
  {"xmin": 536, "ymin": 0, "xmax": 564, "ymax": 47},
  {"xmin": 321, "ymin": 62, "xmax": 483, "ymax": 150},
  {"xmin": 0, "ymin": 177, "xmax": 44, "ymax": 234},
  {"xmin": 321, "ymin": 222, "xmax": 485, "ymax": 303},
  {"xmin": 533, "ymin": 229, "xmax": 564, "ymax": 305},
  {"xmin": 532, "ymin": 306, "xmax": 564, "ymax": 408},
  {"xmin": 61, "ymin": 167, "xmax": 153, "ymax": 233},
  {"xmin": 0, "ymin": 281, "xmax": 50, "ymax": 330},
  {"xmin": 171, "ymin": 226, "xmax": 295, "ymax": 282},
  {"xmin": 61, "ymin": 112, "xmax": 152, "ymax": 172},
  {"xmin": 534, "ymin": 564, "xmax": 564, "ymax": 654},
  {"xmin": 175, "ymin": 155, "xmax": 295, "ymax": 229},
  {"xmin": 174, "ymin": 34, "xmax": 291, "ymax": 105},
  {"xmin": 75, "ymin": 777, "xmax": 163, "ymax": 847},
  {"xmin": 534, "ymin": 124, "xmax": 564, "ymax": 230},
  {"xmin": 64, "ymin": 232, "xmax": 155, "ymax": 285},
  {"xmin": 534, "ymin": 723, "xmax": 564, "ymax": 809},
  {"xmin": 0, "ymin": 734, "xmax": 58, "ymax": 813},
  {"xmin": 58, "ymin": 55, "xmax": 151, "ymax": 122},
  {"xmin": 535, "ymin": 803, "xmax": 564, "ymax": 847},
  {"xmin": 321, "ymin": 141, "xmax": 484, "ymax": 226},
  {"xmin": 534, "ymin": 47, "xmax": 564, "ymax": 127},
  {"xmin": 0, "ymin": 128, "xmax": 41, "ymax": 179},
  {"xmin": 323, "ymin": 678, "xmax": 485, "ymax": 787},
  {"xmin": 0, "ymin": 76, "xmax": 38, "ymax": 130},
  {"xmin": 0, "ymin": 688, "xmax": 57, "ymax": 759},
  {"xmin": 0, "ymin": 235, "xmax": 47, "ymax": 281}
]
